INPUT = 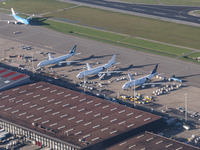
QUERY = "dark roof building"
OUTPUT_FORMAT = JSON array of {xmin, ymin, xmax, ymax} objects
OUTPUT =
[
  {"xmin": 106, "ymin": 131, "xmax": 199, "ymax": 150},
  {"xmin": 0, "ymin": 67, "xmax": 30, "ymax": 91},
  {"xmin": 0, "ymin": 81, "xmax": 164, "ymax": 150}
]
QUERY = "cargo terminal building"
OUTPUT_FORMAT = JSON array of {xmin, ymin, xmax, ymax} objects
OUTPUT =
[
  {"xmin": 0, "ymin": 67, "xmax": 30, "ymax": 91},
  {"xmin": 0, "ymin": 81, "xmax": 164, "ymax": 150},
  {"xmin": 106, "ymin": 131, "xmax": 199, "ymax": 150}
]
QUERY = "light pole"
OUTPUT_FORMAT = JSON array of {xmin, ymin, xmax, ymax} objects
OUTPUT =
[
  {"xmin": 185, "ymin": 93, "xmax": 188, "ymax": 122},
  {"xmin": 134, "ymin": 79, "xmax": 136, "ymax": 107},
  {"xmin": 84, "ymin": 68, "xmax": 86, "ymax": 93},
  {"xmin": 32, "ymin": 53, "xmax": 34, "ymax": 77}
]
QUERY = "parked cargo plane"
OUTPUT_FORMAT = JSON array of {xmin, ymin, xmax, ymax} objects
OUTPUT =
[
  {"xmin": 77, "ymin": 55, "xmax": 120, "ymax": 80},
  {"xmin": 122, "ymin": 64, "xmax": 161, "ymax": 90},
  {"xmin": 37, "ymin": 45, "xmax": 79, "ymax": 68},
  {"xmin": 4, "ymin": 8, "xmax": 34, "ymax": 25}
]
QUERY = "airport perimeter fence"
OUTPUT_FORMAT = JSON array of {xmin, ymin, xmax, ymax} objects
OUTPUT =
[{"xmin": 0, "ymin": 63, "xmax": 81, "ymax": 92}]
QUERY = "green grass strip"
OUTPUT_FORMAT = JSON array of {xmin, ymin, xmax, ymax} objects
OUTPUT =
[
  {"xmin": 40, "ymin": 19, "xmax": 192, "ymax": 57},
  {"xmin": 0, "ymin": 0, "xmax": 74, "ymax": 14},
  {"xmin": 179, "ymin": 52, "xmax": 200, "ymax": 63},
  {"xmin": 44, "ymin": 6, "xmax": 200, "ymax": 50}
]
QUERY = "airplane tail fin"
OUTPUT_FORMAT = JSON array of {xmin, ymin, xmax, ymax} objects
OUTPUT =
[
  {"xmin": 108, "ymin": 54, "xmax": 116, "ymax": 65},
  {"xmin": 48, "ymin": 53, "xmax": 53, "ymax": 60},
  {"xmin": 128, "ymin": 73, "xmax": 135, "ymax": 81},
  {"xmin": 69, "ymin": 45, "xmax": 77, "ymax": 54},
  {"xmin": 11, "ymin": 8, "xmax": 16, "ymax": 16},
  {"xmin": 151, "ymin": 64, "xmax": 158, "ymax": 74},
  {"xmin": 86, "ymin": 63, "xmax": 92, "ymax": 70}
]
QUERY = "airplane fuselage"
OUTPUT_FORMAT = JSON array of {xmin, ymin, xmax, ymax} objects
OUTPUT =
[
  {"xmin": 13, "ymin": 15, "xmax": 29, "ymax": 25},
  {"xmin": 77, "ymin": 63, "xmax": 111, "ymax": 79},
  {"xmin": 37, "ymin": 53, "xmax": 75, "ymax": 67},
  {"xmin": 122, "ymin": 73, "xmax": 157, "ymax": 90}
]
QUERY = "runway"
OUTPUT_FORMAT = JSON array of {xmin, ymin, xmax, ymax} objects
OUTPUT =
[
  {"xmin": 68, "ymin": 0, "xmax": 200, "ymax": 25},
  {"xmin": 0, "ymin": 12, "xmax": 200, "ymax": 88}
]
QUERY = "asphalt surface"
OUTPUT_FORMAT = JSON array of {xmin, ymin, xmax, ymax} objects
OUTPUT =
[
  {"xmin": 0, "ymin": 12, "xmax": 200, "ymax": 144},
  {"xmin": 0, "ymin": 12, "xmax": 200, "ymax": 89},
  {"xmin": 68, "ymin": 0, "xmax": 200, "ymax": 25}
]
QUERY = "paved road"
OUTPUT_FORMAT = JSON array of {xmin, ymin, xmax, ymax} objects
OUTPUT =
[{"xmin": 68, "ymin": 0, "xmax": 200, "ymax": 25}]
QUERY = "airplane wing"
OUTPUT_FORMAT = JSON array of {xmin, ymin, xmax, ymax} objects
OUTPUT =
[
  {"xmin": 143, "ymin": 82, "xmax": 164, "ymax": 86},
  {"xmin": 58, "ymin": 60, "xmax": 80, "ymax": 64},
  {"xmin": 99, "ymin": 70, "xmax": 122, "ymax": 74},
  {"xmin": 27, "ymin": 14, "xmax": 34, "ymax": 20}
]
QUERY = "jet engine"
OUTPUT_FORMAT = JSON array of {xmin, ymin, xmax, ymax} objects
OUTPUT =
[
  {"xmin": 98, "ymin": 73, "xmax": 102, "ymax": 77},
  {"xmin": 107, "ymin": 73, "xmax": 111, "ymax": 76}
]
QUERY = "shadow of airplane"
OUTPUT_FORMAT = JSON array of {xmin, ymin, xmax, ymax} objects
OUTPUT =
[
  {"xmin": 132, "ymin": 63, "xmax": 159, "ymax": 69},
  {"xmin": 75, "ymin": 54, "xmax": 117, "ymax": 62},
  {"xmin": 29, "ymin": 17, "xmax": 50, "ymax": 26},
  {"xmin": 118, "ymin": 64, "xmax": 134, "ymax": 71}
]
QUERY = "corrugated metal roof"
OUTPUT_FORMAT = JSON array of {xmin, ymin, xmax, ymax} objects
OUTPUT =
[
  {"xmin": 0, "ymin": 67, "xmax": 29, "ymax": 91},
  {"xmin": 106, "ymin": 131, "xmax": 199, "ymax": 150},
  {"xmin": 0, "ymin": 81, "xmax": 162, "ymax": 148}
]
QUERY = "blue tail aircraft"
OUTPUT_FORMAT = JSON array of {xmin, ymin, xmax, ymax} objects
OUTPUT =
[{"xmin": 7, "ymin": 8, "xmax": 34, "ymax": 25}]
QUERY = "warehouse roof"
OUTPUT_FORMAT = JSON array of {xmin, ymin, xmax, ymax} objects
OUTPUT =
[
  {"xmin": 0, "ymin": 81, "xmax": 162, "ymax": 148},
  {"xmin": 0, "ymin": 67, "xmax": 29, "ymax": 91},
  {"xmin": 106, "ymin": 131, "xmax": 199, "ymax": 150}
]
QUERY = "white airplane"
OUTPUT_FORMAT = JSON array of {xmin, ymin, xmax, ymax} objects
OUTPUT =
[
  {"xmin": 122, "ymin": 64, "xmax": 161, "ymax": 90},
  {"xmin": 77, "ymin": 55, "xmax": 120, "ymax": 80},
  {"xmin": 37, "ymin": 45, "xmax": 79, "ymax": 68},
  {"xmin": 1, "ymin": 8, "xmax": 34, "ymax": 25}
]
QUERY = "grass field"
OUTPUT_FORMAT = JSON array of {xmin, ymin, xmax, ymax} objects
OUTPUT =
[
  {"xmin": 0, "ymin": 0, "xmax": 199, "ymax": 63},
  {"xmin": 191, "ymin": 11, "xmax": 200, "ymax": 14},
  {"xmin": 119, "ymin": 0, "xmax": 200, "ymax": 6},
  {"xmin": 185, "ymin": 52, "xmax": 200, "ymax": 58},
  {"xmin": 44, "ymin": 6, "xmax": 200, "ymax": 50},
  {"xmin": 40, "ymin": 19, "xmax": 192, "ymax": 57},
  {"xmin": 179, "ymin": 52, "xmax": 200, "ymax": 63},
  {"xmin": 0, "ymin": 0, "xmax": 74, "ymax": 14}
]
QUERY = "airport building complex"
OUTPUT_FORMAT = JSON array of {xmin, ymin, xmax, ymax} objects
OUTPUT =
[
  {"xmin": 0, "ymin": 67, "xmax": 30, "ymax": 91},
  {"xmin": 106, "ymin": 131, "xmax": 199, "ymax": 150},
  {"xmin": 0, "ymin": 81, "xmax": 164, "ymax": 150}
]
